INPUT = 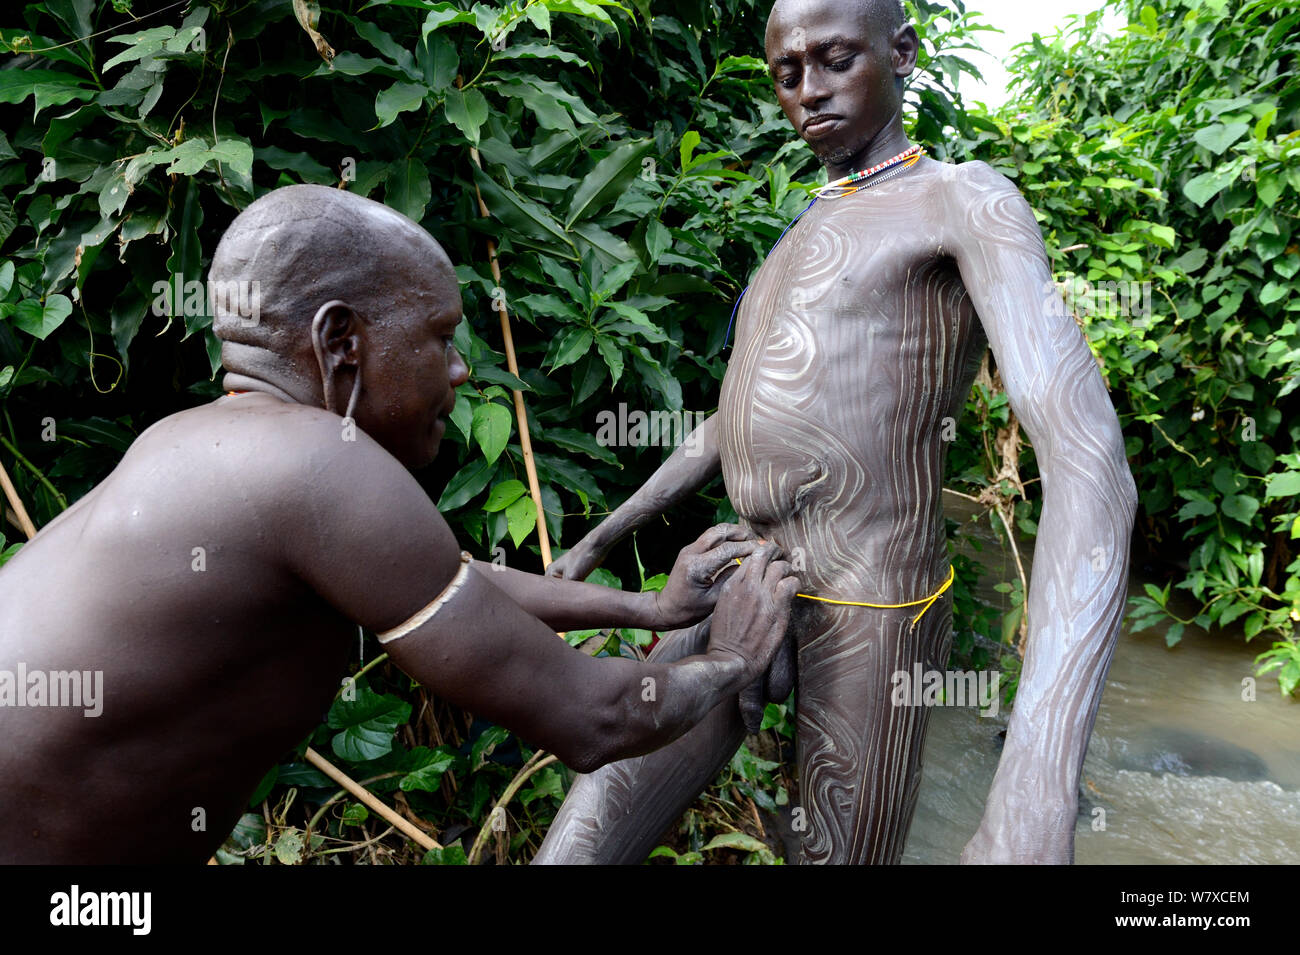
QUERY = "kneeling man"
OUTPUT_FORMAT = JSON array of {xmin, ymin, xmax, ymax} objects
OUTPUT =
[{"xmin": 0, "ymin": 184, "xmax": 799, "ymax": 863}]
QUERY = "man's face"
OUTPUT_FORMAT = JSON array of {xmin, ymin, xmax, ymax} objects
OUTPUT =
[
  {"xmin": 357, "ymin": 234, "xmax": 469, "ymax": 470},
  {"xmin": 765, "ymin": 0, "xmax": 912, "ymax": 168}
]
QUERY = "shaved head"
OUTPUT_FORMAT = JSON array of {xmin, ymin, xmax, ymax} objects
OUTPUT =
[
  {"xmin": 210, "ymin": 185, "xmax": 454, "ymax": 384},
  {"xmin": 767, "ymin": 0, "xmax": 905, "ymax": 39}
]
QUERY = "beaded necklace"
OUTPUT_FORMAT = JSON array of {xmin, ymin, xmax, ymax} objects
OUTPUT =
[{"xmin": 812, "ymin": 144, "xmax": 926, "ymax": 200}]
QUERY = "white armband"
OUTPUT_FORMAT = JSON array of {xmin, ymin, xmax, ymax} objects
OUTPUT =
[{"xmin": 376, "ymin": 551, "xmax": 474, "ymax": 645}]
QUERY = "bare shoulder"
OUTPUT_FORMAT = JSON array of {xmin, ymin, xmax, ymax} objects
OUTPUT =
[
  {"xmin": 128, "ymin": 396, "xmax": 419, "ymax": 529},
  {"xmin": 953, "ymin": 158, "xmax": 1016, "ymax": 186},
  {"xmin": 150, "ymin": 397, "xmax": 462, "ymax": 627},
  {"xmin": 929, "ymin": 158, "xmax": 1022, "ymax": 198},
  {"xmin": 923, "ymin": 159, "xmax": 1046, "ymax": 257}
]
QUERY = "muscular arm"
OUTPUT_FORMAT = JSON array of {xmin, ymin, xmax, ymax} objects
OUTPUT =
[
  {"xmin": 471, "ymin": 519, "xmax": 755, "ymax": 632},
  {"xmin": 470, "ymin": 563, "xmax": 662, "ymax": 631},
  {"xmin": 393, "ymin": 556, "xmax": 792, "ymax": 772},
  {"xmin": 949, "ymin": 163, "xmax": 1138, "ymax": 863},
  {"xmin": 278, "ymin": 415, "xmax": 794, "ymax": 772},
  {"xmin": 547, "ymin": 414, "xmax": 722, "ymax": 579}
]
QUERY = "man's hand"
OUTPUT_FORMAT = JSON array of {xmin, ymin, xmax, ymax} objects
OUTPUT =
[
  {"xmin": 652, "ymin": 524, "xmax": 761, "ymax": 630},
  {"xmin": 706, "ymin": 542, "xmax": 800, "ymax": 687},
  {"xmin": 546, "ymin": 415, "xmax": 723, "ymax": 581}
]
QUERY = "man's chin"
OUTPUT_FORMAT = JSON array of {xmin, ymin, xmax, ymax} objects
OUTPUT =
[
  {"xmin": 410, "ymin": 439, "xmax": 441, "ymax": 471},
  {"xmin": 813, "ymin": 141, "xmax": 859, "ymax": 166},
  {"xmin": 799, "ymin": 127, "xmax": 869, "ymax": 168}
]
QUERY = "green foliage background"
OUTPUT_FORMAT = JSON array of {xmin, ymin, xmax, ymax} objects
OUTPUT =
[
  {"xmin": 955, "ymin": 0, "xmax": 1299, "ymax": 692},
  {"xmin": 0, "ymin": 0, "xmax": 1295, "ymax": 863}
]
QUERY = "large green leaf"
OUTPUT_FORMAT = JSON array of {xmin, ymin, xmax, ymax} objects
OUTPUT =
[
  {"xmin": 491, "ymin": 42, "xmax": 588, "ymax": 66},
  {"xmin": 471, "ymin": 401, "xmax": 512, "ymax": 464},
  {"xmin": 10, "ymin": 294, "xmax": 72, "ymax": 340},
  {"xmin": 0, "ymin": 197, "xmax": 15, "ymax": 247},
  {"xmin": 443, "ymin": 87, "xmax": 489, "ymax": 145},
  {"xmin": 165, "ymin": 179, "xmax": 206, "ymax": 339},
  {"xmin": 326, "ymin": 682, "xmax": 412, "ymax": 762},
  {"xmin": 437, "ymin": 457, "xmax": 496, "ymax": 511},
  {"xmin": 565, "ymin": 139, "xmax": 655, "ymax": 228},
  {"xmin": 102, "ymin": 26, "xmax": 176, "ymax": 72},
  {"xmin": 421, "ymin": 3, "xmax": 477, "ymax": 36},
  {"xmin": 484, "ymin": 479, "xmax": 527, "ymax": 512},
  {"xmin": 1182, "ymin": 168, "xmax": 1236, "ymax": 207},
  {"xmin": 506, "ymin": 495, "xmax": 536, "ymax": 546},
  {"xmin": 255, "ymin": 146, "xmax": 334, "ymax": 184},
  {"xmin": 1192, "ymin": 122, "xmax": 1249, "ymax": 156},
  {"xmin": 399, "ymin": 748, "xmax": 457, "ymax": 792},
  {"xmin": 544, "ymin": 427, "xmax": 620, "ymax": 465},
  {"xmin": 472, "ymin": 165, "xmax": 576, "ymax": 257},
  {"xmin": 549, "ymin": 327, "xmax": 593, "ymax": 369},
  {"xmin": 1220, "ymin": 495, "xmax": 1259, "ymax": 524},
  {"xmin": 208, "ymin": 139, "xmax": 255, "ymax": 179},
  {"xmin": 1264, "ymin": 471, "xmax": 1300, "ymax": 500},
  {"xmin": 0, "ymin": 69, "xmax": 92, "ymax": 106},
  {"xmin": 374, "ymin": 81, "xmax": 427, "ymax": 128},
  {"xmin": 385, "ymin": 158, "xmax": 432, "ymax": 222}
]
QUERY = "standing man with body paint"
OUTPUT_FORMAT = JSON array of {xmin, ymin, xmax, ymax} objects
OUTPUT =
[{"xmin": 540, "ymin": 0, "xmax": 1137, "ymax": 864}]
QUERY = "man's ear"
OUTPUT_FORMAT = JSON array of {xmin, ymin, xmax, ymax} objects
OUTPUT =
[
  {"xmin": 892, "ymin": 24, "xmax": 919, "ymax": 79},
  {"xmin": 310, "ymin": 300, "xmax": 365, "ymax": 413}
]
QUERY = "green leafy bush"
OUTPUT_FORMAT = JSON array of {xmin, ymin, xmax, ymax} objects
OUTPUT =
[{"xmin": 951, "ymin": 0, "xmax": 1299, "ymax": 693}]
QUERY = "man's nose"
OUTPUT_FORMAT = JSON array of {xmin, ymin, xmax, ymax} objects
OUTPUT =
[
  {"xmin": 448, "ymin": 346, "xmax": 470, "ymax": 388},
  {"xmin": 799, "ymin": 70, "xmax": 832, "ymax": 109}
]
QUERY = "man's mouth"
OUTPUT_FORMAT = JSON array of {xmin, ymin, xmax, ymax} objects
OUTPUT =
[{"xmin": 803, "ymin": 115, "xmax": 841, "ymax": 138}]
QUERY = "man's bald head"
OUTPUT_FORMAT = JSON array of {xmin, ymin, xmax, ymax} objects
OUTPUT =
[
  {"xmin": 767, "ymin": 0, "xmax": 905, "ymax": 42},
  {"xmin": 210, "ymin": 185, "xmax": 455, "ymax": 382}
]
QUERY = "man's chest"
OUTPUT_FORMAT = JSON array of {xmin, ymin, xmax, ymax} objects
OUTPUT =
[{"xmin": 722, "ymin": 201, "xmax": 976, "ymax": 414}]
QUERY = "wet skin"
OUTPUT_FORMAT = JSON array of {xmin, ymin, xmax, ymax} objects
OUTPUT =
[
  {"xmin": 0, "ymin": 186, "xmax": 800, "ymax": 863},
  {"xmin": 540, "ymin": 0, "xmax": 1138, "ymax": 864}
]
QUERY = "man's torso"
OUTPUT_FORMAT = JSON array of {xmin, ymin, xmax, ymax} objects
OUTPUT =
[
  {"xmin": 0, "ymin": 397, "xmax": 356, "ymax": 861},
  {"xmin": 719, "ymin": 159, "xmax": 987, "ymax": 605}
]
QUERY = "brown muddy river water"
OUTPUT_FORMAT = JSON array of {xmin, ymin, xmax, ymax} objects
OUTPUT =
[{"xmin": 902, "ymin": 499, "xmax": 1300, "ymax": 865}]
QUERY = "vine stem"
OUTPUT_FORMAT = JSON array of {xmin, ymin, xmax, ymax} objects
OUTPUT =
[
  {"xmin": 941, "ymin": 486, "xmax": 1030, "ymax": 656},
  {"xmin": 0, "ymin": 433, "xmax": 64, "ymax": 519},
  {"xmin": 9, "ymin": 0, "xmax": 189, "ymax": 55},
  {"xmin": 466, "ymin": 750, "xmax": 559, "ymax": 865},
  {"xmin": 305, "ymin": 770, "xmax": 407, "ymax": 833},
  {"xmin": 993, "ymin": 498, "xmax": 1031, "ymax": 656},
  {"xmin": 315, "ymin": 825, "xmax": 396, "ymax": 856},
  {"xmin": 337, "ymin": 652, "xmax": 389, "ymax": 698}
]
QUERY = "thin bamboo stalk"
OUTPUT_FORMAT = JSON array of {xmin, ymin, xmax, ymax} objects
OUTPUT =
[
  {"xmin": 0, "ymin": 457, "xmax": 37, "ymax": 540},
  {"xmin": 468, "ymin": 146, "xmax": 554, "ymax": 571},
  {"xmin": 303, "ymin": 746, "xmax": 442, "ymax": 852}
]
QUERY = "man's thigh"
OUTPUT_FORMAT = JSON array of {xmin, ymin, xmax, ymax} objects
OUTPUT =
[{"xmin": 793, "ymin": 597, "xmax": 953, "ymax": 864}]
